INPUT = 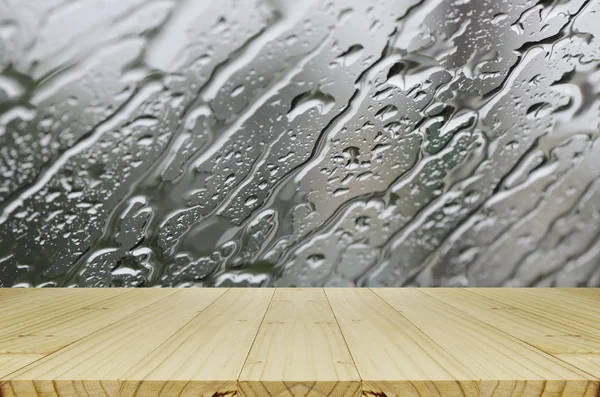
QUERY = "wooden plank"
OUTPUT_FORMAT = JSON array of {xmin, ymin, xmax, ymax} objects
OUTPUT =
[
  {"xmin": 0, "ymin": 289, "xmax": 117, "ymax": 337},
  {"xmin": 462, "ymin": 288, "xmax": 600, "ymax": 382},
  {"xmin": 0, "ymin": 289, "xmax": 81, "ymax": 323},
  {"xmin": 423, "ymin": 288, "xmax": 600, "ymax": 355},
  {"xmin": 0, "ymin": 355, "xmax": 45, "ymax": 381},
  {"xmin": 0, "ymin": 289, "xmax": 127, "ymax": 340},
  {"xmin": 519, "ymin": 288, "xmax": 600, "ymax": 314},
  {"xmin": 0, "ymin": 288, "xmax": 227, "ymax": 397},
  {"xmin": 0, "ymin": 290, "xmax": 80, "ymax": 378},
  {"xmin": 0, "ymin": 289, "xmax": 62, "ymax": 305},
  {"xmin": 555, "ymin": 355, "xmax": 600, "ymax": 379},
  {"xmin": 372, "ymin": 288, "xmax": 599, "ymax": 397},
  {"xmin": 0, "ymin": 289, "xmax": 177, "ymax": 379},
  {"xmin": 0, "ymin": 288, "xmax": 55, "ymax": 297},
  {"xmin": 239, "ymin": 288, "xmax": 360, "ymax": 397},
  {"xmin": 0, "ymin": 288, "xmax": 33, "ymax": 298},
  {"xmin": 469, "ymin": 289, "xmax": 600, "ymax": 341},
  {"xmin": 0, "ymin": 289, "xmax": 180, "ymax": 355},
  {"xmin": 121, "ymin": 288, "xmax": 274, "ymax": 397},
  {"xmin": 326, "ymin": 288, "xmax": 479, "ymax": 397},
  {"xmin": 548, "ymin": 288, "xmax": 600, "ymax": 298},
  {"xmin": 1, "ymin": 288, "xmax": 599, "ymax": 397}
]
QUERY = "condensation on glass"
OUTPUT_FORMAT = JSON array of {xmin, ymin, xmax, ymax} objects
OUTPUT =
[{"xmin": 0, "ymin": 0, "xmax": 599, "ymax": 288}]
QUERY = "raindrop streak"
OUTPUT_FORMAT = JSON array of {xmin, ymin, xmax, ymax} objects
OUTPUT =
[{"xmin": 0, "ymin": 0, "xmax": 599, "ymax": 288}]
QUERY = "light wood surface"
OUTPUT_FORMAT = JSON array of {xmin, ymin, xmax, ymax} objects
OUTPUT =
[
  {"xmin": 239, "ymin": 288, "xmax": 360, "ymax": 397},
  {"xmin": 423, "ymin": 289, "xmax": 600, "ymax": 352},
  {"xmin": 0, "ymin": 289, "xmax": 174, "ymax": 356},
  {"xmin": 122, "ymin": 288, "xmax": 271, "ymax": 397},
  {"xmin": 0, "ymin": 288, "xmax": 598, "ymax": 397},
  {"xmin": 372, "ymin": 288, "xmax": 597, "ymax": 397},
  {"xmin": 326, "ymin": 288, "xmax": 479, "ymax": 397}
]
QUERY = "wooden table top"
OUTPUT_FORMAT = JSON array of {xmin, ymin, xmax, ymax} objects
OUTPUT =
[{"xmin": 0, "ymin": 288, "xmax": 599, "ymax": 397}]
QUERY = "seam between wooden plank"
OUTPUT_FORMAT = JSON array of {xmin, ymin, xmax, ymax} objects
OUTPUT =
[
  {"xmin": 0, "ymin": 288, "xmax": 134, "ymax": 340},
  {"xmin": 418, "ymin": 288, "xmax": 599, "ymax": 381},
  {"xmin": 118, "ymin": 288, "xmax": 230, "ymax": 372},
  {"xmin": 0, "ymin": 288, "xmax": 179, "ymax": 386},
  {"xmin": 1, "ymin": 356, "xmax": 49, "ymax": 382},
  {"xmin": 115, "ymin": 288, "xmax": 231, "ymax": 393},
  {"xmin": 517, "ymin": 289, "xmax": 600, "ymax": 316},
  {"xmin": 236, "ymin": 288, "xmax": 276, "ymax": 383},
  {"xmin": 463, "ymin": 288, "xmax": 600, "ymax": 340},
  {"xmin": 323, "ymin": 288, "xmax": 362, "ymax": 384},
  {"xmin": 0, "ymin": 289, "xmax": 133, "ymax": 381},
  {"xmin": 0, "ymin": 288, "xmax": 82, "ymax": 320},
  {"xmin": 462, "ymin": 287, "xmax": 600, "ymax": 336},
  {"xmin": 0, "ymin": 288, "xmax": 180, "ymax": 383},
  {"xmin": 447, "ymin": 289, "xmax": 600, "ymax": 382},
  {"xmin": 546, "ymin": 353, "xmax": 600, "ymax": 382},
  {"xmin": 48, "ymin": 288, "xmax": 187, "ymax": 381},
  {"xmin": 367, "ymin": 288, "xmax": 478, "ymax": 383},
  {"xmin": 462, "ymin": 288, "xmax": 600, "ymax": 339}
]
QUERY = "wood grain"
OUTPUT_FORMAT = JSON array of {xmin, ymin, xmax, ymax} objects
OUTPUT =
[
  {"xmin": 468, "ymin": 289, "xmax": 600, "ymax": 340},
  {"xmin": 372, "ymin": 288, "xmax": 599, "ymax": 397},
  {"xmin": 0, "ymin": 355, "xmax": 45, "ymax": 380},
  {"xmin": 326, "ymin": 288, "xmax": 479, "ymax": 397},
  {"xmin": 519, "ymin": 288, "xmax": 600, "ymax": 317},
  {"xmin": 0, "ymin": 288, "xmax": 67, "ymax": 305},
  {"xmin": 0, "ymin": 289, "xmax": 82, "ymax": 332},
  {"xmin": 1, "ymin": 288, "xmax": 226, "ymax": 397},
  {"xmin": 121, "ymin": 288, "xmax": 273, "ymax": 397},
  {"xmin": 239, "ymin": 288, "xmax": 360, "ymax": 397},
  {"xmin": 0, "ymin": 289, "xmax": 176, "ymax": 356},
  {"xmin": 422, "ymin": 288, "xmax": 600, "ymax": 355},
  {"xmin": 464, "ymin": 288, "xmax": 600, "ymax": 383},
  {"xmin": 555, "ymin": 355, "xmax": 600, "ymax": 378},
  {"xmin": 0, "ymin": 288, "xmax": 598, "ymax": 397}
]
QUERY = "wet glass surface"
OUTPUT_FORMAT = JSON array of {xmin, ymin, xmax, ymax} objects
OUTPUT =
[{"xmin": 1, "ymin": 0, "xmax": 600, "ymax": 287}]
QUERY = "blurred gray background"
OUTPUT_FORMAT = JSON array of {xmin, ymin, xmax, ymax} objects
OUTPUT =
[{"xmin": 1, "ymin": 0, "xmax": 599, "ymax": 288}]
